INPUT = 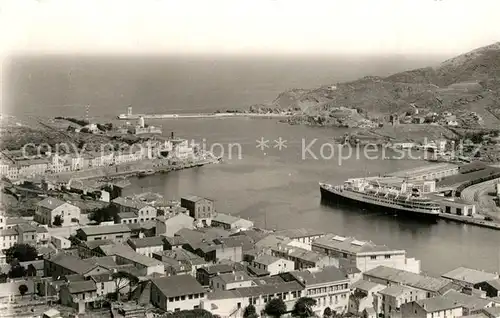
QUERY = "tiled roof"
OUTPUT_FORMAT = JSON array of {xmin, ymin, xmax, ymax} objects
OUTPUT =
[
  {"xmin": 0, "ymin": 228, "xmax": 18, "ymax": 236},
  {"xmin": 364, "ymin": 266, "xmax": 452, "ymax": 293},
  {"xmin": 118, "ymin": 212, "xmax": 138, "ymax": 219},
  {"xmin": 442, "ymin": 290, "xmax": 493, "ymax": 310},
  {"xmin": 379, "ymin": 285, "xmax": 417, "ymax": 297},
  {"xmin": 128, "ymin": 236, "xmax": 164, "ymax": 249},
  {"xmin": 67, "ymin": 280, "xmax": 97, "ymax": 293},
  {"xmin": 114, "ymin": 249, "xmax": 164, "ymax": 267},
  {"xmin": 152, "ymin": 275, "xmax": 205, "ymax": 298},
  {"xmin": 442, "ymin": 267, "xmax": 499, "ymax": 284},
  {"xmin": 78, "ymin": 224, "xmax": 131, "ymax": 236},
  {"xmin": 253, "ymin": 254, "xmax": 283, "ymax": 266},
  {"xmin": 155, "ymin": 249, "xmax": 206, "ymax": 266},
  {"xmin": 287, "ymin": 266, "xmax": 348, "ymax": 286},
  {"xmin": 415, "ymin": 296, "xmax": 463, "ymax": 312},
  {"xmin": 212, "ymin": 213, "xmax": 251, "ymax": 226},
  {"xmin": 351, "ymin": 279, "xmax": 384, "ymax": 292},
  {"xmin": 36, "ymin": 197, "xmax": 68, "ymax": 210},
  {"xmin": 48, "ymin": 253, "xmax": 96, "ymax": 275},
  {"xmin": 112, "ymin": 197, "xmax": 148, "ymax": 210},
  {"xmin": 212, "ymin": 271, "xmax": 252, "ymax": 284},
  {"xmin": 90, "ymin": 273, "xmax": 113, "ymax": 282},
  {"xmin": 16, "ymin": 223, "xmax": 37, "ymax": 232}
]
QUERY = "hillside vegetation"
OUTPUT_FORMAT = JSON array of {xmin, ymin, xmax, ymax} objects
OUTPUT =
[{"xmin": 256, "ymin": 42, "xmax": 500, "ymax": 128}]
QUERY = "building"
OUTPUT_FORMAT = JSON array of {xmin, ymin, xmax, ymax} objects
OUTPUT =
[
  {"xmin": 363, "ymin": 266, "xmax": 457, "ymax": 297},
  {"xmin": 51, "ymin": 236, "xmax": 71, "ymax": 249},
  {"xmin": 127, "ymin": 236, "xmax": 165, "ymax": 258},
  {"xmin": 185, "ymin": 239, "xmax": 243, "ymax": 263},
  {"xmin": 196, "ymin": 263, "xmax": 246, "ymax": 286},
  {"xmin": 281, "ymin": 266, "xmax": 351, "ymax": 315},
  {"xmin": 251, "ymin": 254, "xmax": 294, "ymax": 276},
  {"xmin": 0, "ymin": 228, "xmax": 19, "ymax": 251},
  {"xmin": 432, "ymin": 196, "xmax": 477, "ymax": 216},
  {"xmin": 44, "ymin": 253, "xmax": 110, "ymax": 279},
  {"xmin": 150, "ymin": 275, "xmax": 206, "ymax": 312},
  {"xmin": 269, "ymin": 242, "xmax": 339, "ymax": 270},
  {"xmin": 76, "ymin": 224, "xmax": 131, "ymax": 242},
  {"xmin": 442, "ymin": 290, "xmax": 496, "ymax": 316},
  {"xmin": 202, "ymin": 278, "xmax": 304, "ymax": 317},
  {"xmin": 112, "ymin": 196, "xmax": 158, "ymax": 223},
  {"xmin": 90, "ymin": 273, "xmax": 116, "ymax": 298},
  {"xmin": 16, "ymin": 223, "xmax": 37, "ymax": 245},
  {"xmin": 163, "ymin": 236, "xmax": 188, "ymax": 250},
  {"xmin": 474, "ymin": 279, "xmax": 500, "ymax": 298},
  {"xmin": 153, "ymin": 249, "xmax": 207, "ymax": 276},
  {"xmin": 155, "ymin": 213, "xmax": 194, "ymax": 237},
  {"xmin": 400, "ymin": 297, "xmax": 464, "ymax": 318},
  {"xmin": 386, "ymin": 163, "xmax": 460, "ymax": 181},
  {"xmin": 210, "ymin": 271, "xmax": 254, "ymax": 291},
  {"xmin": 181, "ymin": 195, "xmax": 214, "ymax": 223},
  {"xmin": 375, "ymin": 285, "xmax": 428, "ymax": 318},
  {"xmin": 59, "ymin": 280, "xmax": 99, "ymax": 310},
  {"xmin": 35, "ymin": 197, "xmax": 81, "ymax": 227},
  {"xmin": 312, "ymin": 234, "xmax": 420, "ymax": 273},
  {"xmin": 273, "ymin": 228, "xmax": 326, "ymax": 246},
  {"xmin": 113, "ymin": 248, "xmax": 165, "ymax": 275},
  {"xmin": 348, "ymin": 280, "xmax": 386, "ymax": 316},
  {"xmin": 211, "ymin": 213, "xmax": 254, "ymax": 231},
  {"xmin": 442, "ymin": 267, "xmax": 499, "ymax": 288}
]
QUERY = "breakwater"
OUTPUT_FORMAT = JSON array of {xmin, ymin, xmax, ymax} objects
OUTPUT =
[
  {"xmin": 438, "ymin": 213, "xmax": 500, "ymax": 230},
  {"xmin": 117, "ymin": 112, "xmax": 292, "ymax": 120}
]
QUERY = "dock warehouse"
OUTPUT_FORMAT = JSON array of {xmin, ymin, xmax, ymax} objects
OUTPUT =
[
  {"xmin": 386, "ymin": 163, "xmax": 459, "ymax": 181},
  {"xmin": 430, "ymin": 194, "xmax": 477, "ymax": 216}
]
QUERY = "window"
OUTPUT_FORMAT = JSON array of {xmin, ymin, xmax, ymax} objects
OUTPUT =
[
  {"xmin": 385, "ymin": 255, "xmax": 391, "ymax": 259},
  {"xmin": 169, "ymin": 297, "xmax": 174, "ymax": 302},
  {"xmin": 189, "ymin": 295, "xmax": 193, "ymax": 299},
  {"xmin": 370, "ymin": 256, "xmax": 377, "ymax": 260},
  {"xmin": 181, "ymin": 296, "xmax": 185, "ymax": 300}
]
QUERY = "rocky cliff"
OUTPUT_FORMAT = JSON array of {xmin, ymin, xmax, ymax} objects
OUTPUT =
[{"xmin": 253, "ymin": 42, "xmax": 500, "ymax": 128}]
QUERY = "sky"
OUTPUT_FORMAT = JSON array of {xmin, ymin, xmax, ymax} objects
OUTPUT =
[{"xmin": 0, "ymin": 0, "xmax": 499, "ymax": 57}]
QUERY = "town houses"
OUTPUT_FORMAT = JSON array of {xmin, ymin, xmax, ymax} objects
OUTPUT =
[{"xmin": 1, "ymin": 190, "xmax": 499, "ymax": 318}]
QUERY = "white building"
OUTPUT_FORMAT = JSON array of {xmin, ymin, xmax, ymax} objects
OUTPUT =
[
  {"xmin": 251, "ymin": 254, "xmax": 294, "ymax": 276},
  {"xmin": 209, "ymin": 271, "xmax": 254, "ymax": 291},
  {"xmin": 155, "ymin": 213, "xmax": 194, "ymax": 237},
  {"xmin": 35, "ymin": 197, "xmax": 81, "ymax": 227},
  {"xmin": 151, "ymin": 275, "xmax": 206, "ymax": 312},
  {"xmin": 348, "ymin": 280, "xmax": 386, "ymax": 316},
  {"xmin": 51, "ymin": 235, "xmax": 71, "ymax": 249},
  {"xmin": 211, "ymin": 213, "xmax": 254, "ymax": 231},
  {"xmin": 375, "ymin": 285, "xmax": 429, "ymax": 318},
  {"xmin": 312, "ymin": 234, "xmax": 421, "ymax": 273},
  {"xmin": 400, "ymin": 297, "xmax": 464, "ymax": 318},
  {"xmin": 127, "ymin": 236, "xmax": 164, "ymax": 258}
]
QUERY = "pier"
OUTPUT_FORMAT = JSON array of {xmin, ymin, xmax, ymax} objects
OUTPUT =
[{"xmin": 117, "ymin": 106, "xmax": 292, "ymax": 120}]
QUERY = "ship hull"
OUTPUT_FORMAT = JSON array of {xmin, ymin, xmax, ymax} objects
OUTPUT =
[{"xmin": 320, "ymin": 185, "xmax": 439, "ymax": 222}]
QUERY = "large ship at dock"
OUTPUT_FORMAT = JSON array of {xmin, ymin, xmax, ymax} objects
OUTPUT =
[{"xmin": 320, "ymin": 178, "xmax": 441, "ymax": 221}]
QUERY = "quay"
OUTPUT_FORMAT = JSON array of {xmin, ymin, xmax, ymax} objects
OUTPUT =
[
  {"xmin": 438, "ymin": 213, "xmax": 500, "ymax": 230},
  {"xmin": 117, "ymin": 106, "xmax": 292, "ymax": 120}
]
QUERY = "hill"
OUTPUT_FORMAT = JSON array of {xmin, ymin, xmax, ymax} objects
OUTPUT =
[{"xmin": 252, "ymin": 42, "xmax": 500, "ymax": 128}]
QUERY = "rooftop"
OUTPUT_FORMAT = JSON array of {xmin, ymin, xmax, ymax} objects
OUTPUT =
[
  {"xmin": 114, "ymin": 249, "xmax": 164, "ymax": 267},
  {"xmin": 152, "ymin": 275, "xmax": 205, "ymax": 298},
  {"xmin": 200, "ymin": 262, "xmax": 246, "ymax": 275},
  {"xmin": 286, "ymin": 266, "xmax": 348, "ymax": 286},
  {"xmin": 364, "ymin": 266, "xmax": 452, "ymax": 293},
  {"xmin": 36, "ymin": 197, "xmax": 69, "ymax": 210},
  {"xmin": 273, "ymin": 228, "xmax": 325, "ymax": 239},
  {"xmin": 442, "ymin": 290, "xmax": 492, "ymax": 310},
  {"xmin": 128, "ymin": 236, "xmax": 165, "ymax": 249},
  {"xmin": 155, "ymin": 249, "xmax": 206, "ymax": 266},
  {"xmin": 163, "ymin": 235, "xmax": 188, "ymax": 246},
  {"xmin": 181, "ymin": 195, "xmax": 212, "ymax": 203},
  {"xmin": 253, "ymin": 254, "xmax": 284, "ymax": 266},
  {"xmin": 67, "ymin": 280, "xmax": 97, "ymax": 294},
  {"xmin": 78, "ymin": 224, "xmax": 131, "ymax": 236},
  {"xmin": 212, "ymin": 271, "xmax": 252, "ymax": 284},
  {"xmin": 415, "ymin": 296, "xmax": 463, "ymax": 312},
  {"xmin": 48, "ymin": 253, "xmax": 96, "ymax": 275},
  {"xmin": 209, "ymin": 281, "xmax": 304, "ymax": 299},
  {"xmin": 112, "ymin": 196, "xmax": 148, "ymax": 210},
  {"xmin": 387, "ymin": 163, "xmax": 459, "ymax": 178},
  {"xmin": 379, "ymin": 285, "xmax": 418, "ymax": 297},
  {"xmin": 118, "ymin": 212, "xmax": 138, "ymax": 219},
  {"xmin": 212, "ymin": 213, "xmax": 253, "ymax": 226},
  {"xmin": 351, "ymin": 279, "xmax": 384, "ymax": 292},
  {"xmin": 313, "ymin": 233, "xmax": 401, "ymax": 255},
  {"xmin": 441, "ymin": 267, "xmax": 499, "ymax": 284}
]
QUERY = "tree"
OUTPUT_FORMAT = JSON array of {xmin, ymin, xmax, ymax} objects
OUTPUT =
[
  {"xmin": 19, "ymin": 284, "xmax": 28, "ymax": 298},
  {"xmin": 323, "ymin": 307, "xmax": 333, "ymax": 318},
  {"xmin": 244, "ymin": 304, "xmax": 258, "ymax": 318},
  {"xmin": 264, "ymin": 298, "xmax": 287, "ymax": 318},
  {"xmin": 0, "ymin": 273, "xmax": 7, "ymax": 283},
  {"xmin": 166, "ymin": 309, "xmax": 213, "ymax": 318},
  {"xmin": 112, "ymin": 271, "xmax": 139, "ymax": 301},
  {"xmin": 292, "ymin": 297, "xmax": 317, "ymax": 317},
  {"xmin": 90, "ymin": 205, "xmax": 119, "ymax": 224},
  {"xmin": 8, "ymin": 264, "xmax": 27, "ymax": 278},
  {"xmin": 53, "ymin": 215, "xmax": 63, "ymax": 226},
  {"xmin": 5, "ymin": 244, "xmax": 38, "ymax": 264}
]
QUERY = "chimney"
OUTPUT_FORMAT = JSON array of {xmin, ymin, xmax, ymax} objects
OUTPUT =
[{"xmin": 171, "ymin": 132, "xmax": 174, "ymax": 139}]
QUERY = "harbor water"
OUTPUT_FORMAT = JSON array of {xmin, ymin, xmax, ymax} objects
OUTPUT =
[{"xmin": 6, "ymin": 55, "xmax": 499, "ymax": 276}]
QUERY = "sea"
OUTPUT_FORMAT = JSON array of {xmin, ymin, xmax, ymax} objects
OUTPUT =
[{"xmin": 3, "ymin": 54, "xmax": 499, "ymax": 276}]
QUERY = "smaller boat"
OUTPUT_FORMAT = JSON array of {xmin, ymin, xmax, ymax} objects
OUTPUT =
[{"xmin": 138, "ymin": 169, "xmax": 155, "ymax": 178}]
